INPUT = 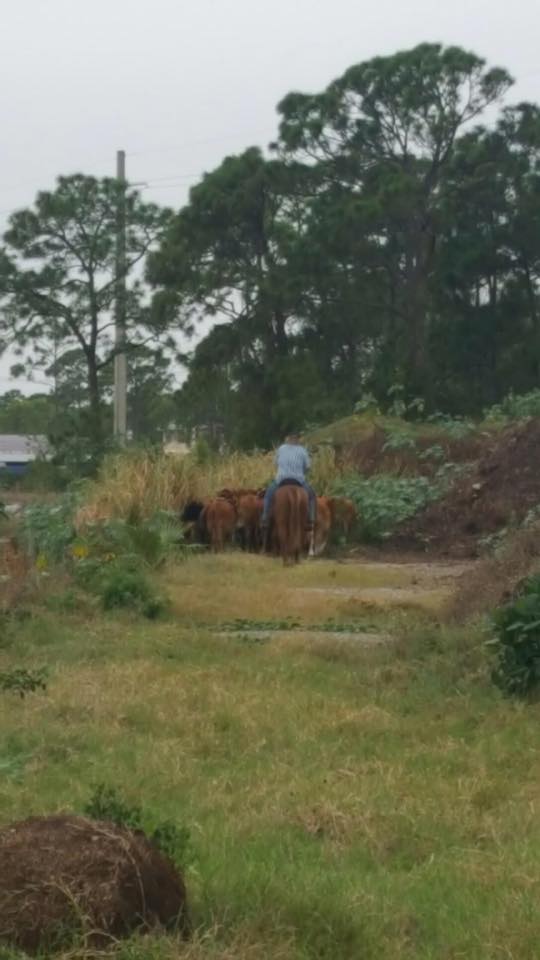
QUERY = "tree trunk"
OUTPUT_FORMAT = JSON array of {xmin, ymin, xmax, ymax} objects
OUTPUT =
[
  {"xmin": 404, "ymin": 218, "xmax": 436, "ymax": 404},
  {"xmin": 86, "ymin": 357, "xmax": 103, "ymax": 456}
]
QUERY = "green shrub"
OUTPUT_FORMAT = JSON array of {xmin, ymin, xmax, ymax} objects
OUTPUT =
[
  {"xmin": 489, "ymin": 576, "xmax": 540, "ymax": 697},
  {"xmin": 382, "ymin": 425, "xmax": 417, "ymax": 452},
  {"xmin": 84, "ymin": 785, "xmax": 192, "ymax": 869},
  {"xmin": 484, "ymin": 389, "xmax": 540, "ymax": 422},
  {"xmin": 334, "ymin": 474, "xmax": 440, "ymax": 540},
  {"xmin": 74, "ymin": 513, "xmax": 186, "ymax": 570},
  {"xmin": 20, "ymin": 494, "xmax": 78, "ymax": 564},
  {"xmin": 426, "ymin": 412, "xmax": 474, "ymax": 438},
  {"xmin": 98, "ymin": 559, "xmax": 166, "ymax": 618}
]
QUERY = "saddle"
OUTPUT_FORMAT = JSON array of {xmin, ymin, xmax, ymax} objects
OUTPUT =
[{"xmin": 277, "ymin": 478, "xmax": 303, "ymax": 489}]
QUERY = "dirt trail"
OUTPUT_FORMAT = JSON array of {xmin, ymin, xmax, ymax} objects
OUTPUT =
[
  {"xmin": 210, "ymin": 557, "xmax": 474, "ymax": 646},
  {"xmin": 294, "ymin": 558, "xmax": 474, "ymax": 612}
]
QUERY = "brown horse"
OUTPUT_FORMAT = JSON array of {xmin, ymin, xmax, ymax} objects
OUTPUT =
[
  {"xmin": 203, "ymin": 498, "xmax": 237, "ymax": 552},
  {"xmin": 273, "ymin": 484, "xmax": 309, "ymax": 565}
]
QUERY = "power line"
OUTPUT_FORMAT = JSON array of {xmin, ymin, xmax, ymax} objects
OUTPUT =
[
  {"xmin": 127, "ymin": 131, "xmax": 270, "ymax": 158},
  {"xmin": 0, "ymin": 170, "xmax": 204, "ymax": 221}
]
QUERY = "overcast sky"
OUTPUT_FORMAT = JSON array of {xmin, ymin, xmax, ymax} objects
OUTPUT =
[{"xmin": 1, "ymin": 0, "xmax": 539, "ymax": 394}]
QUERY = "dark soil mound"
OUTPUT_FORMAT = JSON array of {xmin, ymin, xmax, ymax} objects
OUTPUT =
[
  {"xmin": 0, "ymin": 814, "xmax": 189, "ymax": 954},
  {"xmin": 394, "ymin": 420, "xmax": 540, "ymax": 557}
]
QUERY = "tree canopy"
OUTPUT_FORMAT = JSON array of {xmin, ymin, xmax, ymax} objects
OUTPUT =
[
  {"xmin": 0, "ymin": 175, "xmax": 172, "ymax": 453},
  {"xmin": 4, "ymin": 44, "xmax": 540, "ymax": 454}
]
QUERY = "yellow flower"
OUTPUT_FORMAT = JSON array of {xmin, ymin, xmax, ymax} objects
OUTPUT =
[
  {"xmin": 72, "ymin": 543, "xmax": 89, "ymax": 559},
  {"xmin": 36, "ymin": 553, "xmax": 48, "ymax": 571}
]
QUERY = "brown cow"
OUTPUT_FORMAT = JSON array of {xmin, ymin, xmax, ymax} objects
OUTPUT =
[
  {"xmin": 236, "ymin": 493, "xmax": 263, "ymax": 552},
  {"xmin": 202, "ymin": 498, "xmax": 237, "ymax": 552},
  {"xmin": 273, "ymin": 484, "xmax": 309, "ymax": 565},
  {"xmin": 328, "ymin": 497, "xmax": 358, "ymax": 539},
  {"xmin": 312, "ymin": 496, "xmax": 332, "ymax": 556}
]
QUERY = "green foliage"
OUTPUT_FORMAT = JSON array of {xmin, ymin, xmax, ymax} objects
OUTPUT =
[
  {"xmin": 420, "ymin": 444, "xmax": 446, "ymax": 462},
  {"xmin": 335, "ymin": 474, "xmax": 441, "ymax": 540},
  {"xmin": 219, "ymin": 617, "xmax": 373, "ymax": 634},
  {"xmin": 76, "ymin": 555, "xmax": 167, "ymax": 620},
  {"xmin": 0, "ymin": 175, "xmax": 172, "ymax": 453},
  {"xmin": 44, "ymin": 589, "xmax": 82, "ymax": 613},
  {"xmin": 84, "ymin": 785, "xmax": 192, "ymax": 869},
  {"xmin": 382, "ymin": 425, "xmax": 417, "ymax": 452},
  {"xmin": 354, "ymin": 394, "xmax": 380, "ymax": 415},
  {"xmin": 74, "ymin": 512, "xmax": 186, "ymax": 569},
  {"xmin": 0, "ymin": 667, "xmax": 47, "ymax": 698},
  {"xmin": 485, "ymin": 389, "xmax": 540, "ymax": 422},
  {"xmin": 489, "ymin": 576, "xmax": 540, "ymax": 696},
  {"xmin": 426, "ymin": 413, "xmax": 475, "ymax": 439},
  {"xmin": 192, "ymin": 436, "xmax": 214, "ymax": 465},
  {"xmin": 19, "ymin": 493, "xmax": 78, "ymax": 563}
]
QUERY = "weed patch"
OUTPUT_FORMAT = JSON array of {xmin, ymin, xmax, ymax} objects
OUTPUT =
[
  {"xmin": 0, "ymin": 667, "xmax": 47, "ymax": 698},
  {"xmin": 84, "ymin": 785, "xmax": 192, "ymax": 870}
]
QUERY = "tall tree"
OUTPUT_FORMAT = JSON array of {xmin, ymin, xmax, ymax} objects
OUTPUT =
[
  {"xmin": 276, "ymin": 43, "xmax": 512, "ymax": 399},
  {"xmin": 149, "ymin": 148, "xmax": 310, "ymax": 445},
  {"xmin": 0, "ymin": 175, "xmax": 172, "ymax": 454}
]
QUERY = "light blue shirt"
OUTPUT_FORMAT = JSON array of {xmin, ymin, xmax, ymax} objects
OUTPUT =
[{"xmin": 275, "ymin": 443, "xmax": 310, "ymax": 483}]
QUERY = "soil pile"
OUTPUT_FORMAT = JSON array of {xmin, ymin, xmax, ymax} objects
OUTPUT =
[
  {"xmin": 0, "ymin": 814, "xmax": 189, "ymax": 954},
  {"xmin": 394, "ymin": 420, "xmax": 540, "ymax": 557}
]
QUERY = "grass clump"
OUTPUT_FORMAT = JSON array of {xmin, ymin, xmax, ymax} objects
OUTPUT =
[
  {"xmin": 84, "ymin": 784, "xmax": 192, "ymax": 870},
  {"xmin": 0, "ymin": 667, "xmax": 47, "ymax": 698},
  {"xmin": 76, "ymin": 555, "xmax": 168, "ymax": 620}
]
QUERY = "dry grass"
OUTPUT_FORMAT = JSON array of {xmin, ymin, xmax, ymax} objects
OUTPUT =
[
  {"xmin": 161, "ymin": 553, "xmax": 440, "ymax": 625},
  {"xmin": 75, "ymin": 447, "xmax": 342, "ymax": 527},
  {"xmin": 448, "ymin": 521, "xmax": 540, "ymax": 622}
]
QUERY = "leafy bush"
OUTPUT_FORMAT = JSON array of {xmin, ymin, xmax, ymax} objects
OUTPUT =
[
  {"xmin": 382, "ymin": 425, "xmax": 417, "ymax": 452},
  {"xmin": 84, "ymin": 785, "xmax": 192, "ymax": 869},
  {"xmin": 485, "ymin": 389, "xmax": 540, "ymax": 422},
  {"xmin": 20, "ymin": 494, "xmax": 78, "ymax": 565},
  {"xmin": 73, "ymin": 513, "xmax": 187, "ymax": 570},
  {"xmin": 426, "ymin": 412, "xmax": 475, "ymax": 439},
  {"xmin": 334, "ymin": 474, "xmax": 440, "ymax": 540},
  {"xmin": 489, "ymin": 576, "xmax": 540, "ymax": 697},
  {"xmin": 79, "ymin": 556, "xmax": 167, "ymax": 619}
]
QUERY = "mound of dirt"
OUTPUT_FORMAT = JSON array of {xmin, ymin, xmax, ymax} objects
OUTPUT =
[
  {"xmin": 394, "ymin": 420, "xmax": 540, "ymax": 557},
  {"xmin": 0, "ymin": 815, "xmax": 189, "ymax": 954},
  {"xmin": 336, "ymin": 424, "xmax": 487, "ymax": 478},
  {"xmin": 447, "ymin": 521, "xmax": 540, "ymax": 621}
]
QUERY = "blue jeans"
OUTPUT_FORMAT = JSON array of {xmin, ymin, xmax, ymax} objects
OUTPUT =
[{"xmin": 262, "ymin": 480, "xmax": 316, "ymax": 524}]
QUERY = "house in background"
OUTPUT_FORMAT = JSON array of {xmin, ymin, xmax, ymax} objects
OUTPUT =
[{"xmin": 0, "ymin": 435, "xmax": 50, "ymax": 478}]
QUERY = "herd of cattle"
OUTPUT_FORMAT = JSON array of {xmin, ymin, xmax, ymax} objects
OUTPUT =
[{"xmin": 180, "ymin": 487, "xmax": 357, "ymax": 557}]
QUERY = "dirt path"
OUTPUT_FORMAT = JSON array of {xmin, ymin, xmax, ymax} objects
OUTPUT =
[{"xmin": 293, "ymin": 557, "xmax": 474, "ymax": 612}]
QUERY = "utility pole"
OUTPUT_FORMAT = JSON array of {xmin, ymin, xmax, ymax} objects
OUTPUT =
[{"xmin": 114, "ymin": 149, "xmax": 127, "ymax": 443}]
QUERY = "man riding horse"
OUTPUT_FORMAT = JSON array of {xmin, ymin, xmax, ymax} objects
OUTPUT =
[{"xmin": 261, "ymin": 432, "xmax": 316, "ymax": 537}]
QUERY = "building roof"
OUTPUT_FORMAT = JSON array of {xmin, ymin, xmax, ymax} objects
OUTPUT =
[{"xmin": 0, "ymin": 434, "xmax": 49, "ymax": 464}]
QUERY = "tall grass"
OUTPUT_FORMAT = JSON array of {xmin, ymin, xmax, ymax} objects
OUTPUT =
[{"xmin": 76, "ymin": 447, "xmax": 342, "ymax": 525}]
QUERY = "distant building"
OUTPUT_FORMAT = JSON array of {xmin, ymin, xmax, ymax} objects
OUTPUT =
[
  {"xmin": 0, "ymin": 435, "xmax": 50, "ymax": 477},
  {"xmin": 163, "ymin": 438, "xmax": 191, "ymax": 457},
  {"xmin": 162, "ymin": 426, "xmax": 191, "ymax": 457}
]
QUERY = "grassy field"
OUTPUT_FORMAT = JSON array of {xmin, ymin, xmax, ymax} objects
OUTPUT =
[{"xmin": 1, "ymin": 554, "xmax": 540, "ymax": 959}]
